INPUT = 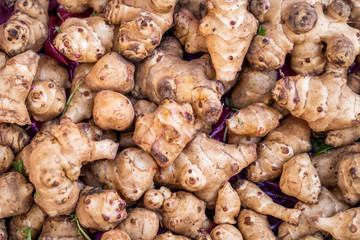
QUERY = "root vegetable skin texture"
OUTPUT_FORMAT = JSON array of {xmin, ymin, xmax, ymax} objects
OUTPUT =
[
  {"xmin": 311, "ymin": 207, "xmax": 360, "ymax": 240},
  {"xmin": 0, "ymin": 220, "xmax": 7, "ymax": 240},
  {"xmin": 0, "ymin": 145, "xmax": 14, "ymax": 174},
  {"xmin": 0, "ymin": 0, "xmax": 48, "ymax": 56},
  {"xmin": 76, "ymin": 186, "xmax": 127, "ymax": 231},
  {"xmin": 179, "ymin": 0, "xmax": 207, "ymax": 19},
  {"xmin": 155, "ymin": 133, "xmax": 257, "ymax": 208},
  {"xmin": 247, "ymin": 116, "xmax": 312, "ymax": 182},
  {"xmin": 58, "ymin": 0, "xmax": 108, "ymax": 13},
  {"xmin": 214, "ymin": 182, "xmax": 241, "ymax": 225},
  {"xmin": 133, "ymin": 99, "xmax": 196, "ymax": 168},
  {"xmin": 226, "ymin": 102, "xmax": 282, "ymax": 137},
  {"xmin": 101, "ymin": 229, "xmax": 131, "ymax": 240},
  {"xmin": 325, "ymin": 124, "xmax": 360, "ymax": 148},
  {"xmin": 117, "ymin": 208, "xmax": 159, "ymax": 240},
  {"xmin": 227, "ymin": 132, "xmax": 262, "ymax": 145},
  {"xmin": 93, "ymin": 90, "xmax": 134, "ymax": 131},
  {"xmin": 38, "ymin": 216, "xmax": 85, "ymax": 240},
  {"xmin": 299, "ymin": 233, "xmax": 324, "ymax": 240},
  {"xmin": 233, "ymin": 179, "xmax": 301, "ymax": 226},
  {"xmin": 9, "ymin": 204, "xmax": 47, "ymax": 240},
  {"xmin": 154, "ymin": 232, "xmax": 190, "ymax": 240},
  {"xmin": 273, "ymin": 71, "xmax": 360, "ymax": 132},
  {"xmin": 277, "ymin": 187, "xmax": 350, "ymax": 240},
  {"xmin": 54, "ymin": 16, "xmax": 114, "ymax": 63},
  {"xmin": 0, "ymin": 50, "xmax": 39, "ymax": 126},
  {"xmin": 105, "ymin": 0, "xmax": 177, "ymax": 61},
  {"xmin": 0, "ymin": 51, "xmax": 8, "ymax": 68},
  {"xmin": 85, "ymin": 52, "xmax": 135, "ymax": 94},
  {"xmin": 238, "ymin": 209, "xmax": 276, "ymax": 240},
  {"xmin": 134, "ymin": 37, "xmax": 223, "ymax": 125},
  {"xmin": 0, "ymin": 171, "xmax": 34, "ymax": 218},
  {"xmin": 23, "ymin": 121, "xmax": 119, "ymax": 216},
  {"xmin": 280, "ymin": 153, "xmax": 322, "ymax": 204},
  {"xmin": 90, "ymin": 147, "xmax": 158, "ymax": 202},
  {"xmin": 210, "ymin": 224, "xmax": 243, "ymax": 240},
  {"xmin": 199, "ymin": 0, "xmax": 258, "ymax": 82},
  {"xmin": 134, "ymin": 100, "xmax": 157, "ymax": 119}
]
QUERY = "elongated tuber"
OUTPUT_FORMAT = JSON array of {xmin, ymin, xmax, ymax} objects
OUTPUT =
[
  {"xmin": 155, "ymin": 133, "xmax": 256, "ymax": 208},
  {"xmin": 58, "ymin": 0, "xmax": 108, "ymax": 13},
  {"xmin": 238, "ymin": 209, "xmax": 276, "ymax": 240},
  {"xmin": 101, "ymin": 229, "xmax": 131, "ymax": 240},
  {"xmin": 210, "ymin": 224, "xmax": 243, "ymax": 240},
  {"xmin": 155, "ymin": 232, "xmax": 190, "ymax": 240},
  {"xmin": 38, "ymin": 216, "xmax": 85, "ymax": 240},
  {"xmin": 0, "ymin": 145, "xmax": 14, "ymax": 174},
  {"xmin": 325, "ymin": 124, "xmax": 360, "ymax": 148},
  {"xmin": 233, "ymin": 179, "xmax": 301, "ymax": 226},
  {"xmin": 214, "ymin": 182, "xmax": 241, "ymax": 224},
  {"xmin": 227, "ymin": 132, "xmax": 262, "ymax": 145}
]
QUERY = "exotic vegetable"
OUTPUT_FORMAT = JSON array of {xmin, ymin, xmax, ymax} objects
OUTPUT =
[
  {"xmin": 325, "ymin": 124, "xmax": 360, "ymax": 148},
  {"xmin": 209, "ymin": 224, "xmax": 243, "ymax": 240},
  {"xmin": 238, "ymin": 209, "xmax": 276, "ymax": 240},
  {"xmin": 214, "ymin": 182, "xmax": 241, "ymax": 225}
]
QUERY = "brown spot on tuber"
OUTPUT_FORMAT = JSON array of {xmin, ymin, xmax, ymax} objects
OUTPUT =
[
  {"xmin": 350, "ymin": 224, "xmax": 357, "ymax": 233},
  {"xmin": 317, "ymin": 106, "xmax": 323, "ymax": 112},
  {"xmin": 197, "ymin": 206, "xmax": 202, "ymax": 212},
  {"xmin": 281, "ymin": 146, "xmax": 289, "ymax": 154},
  {"xmin": 244, "ymin": 216, "xmax": 252, "ymax": 225},
  {"xmin": 287, "ymin": 3, "xmax": 317, "ymax": 34}
]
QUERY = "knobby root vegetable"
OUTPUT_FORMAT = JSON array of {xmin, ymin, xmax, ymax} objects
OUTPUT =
[
  {"xmin": 38, "ymin": 216, "xmax": 85, "ymax": 240},
  {"xmin": 347, "ymin": 71, "xmax": 360, "ymax": 94},
  {"xmin": 77, "ymin": 121, "xmax": 118, "ymax": 143},
  {"xmin": 0, "ymin": 171, "xmax": 34, "ymax": 218},
  {"xmin": 278, "ymin": 187, "xmax": 350, "ymax": 240},
  {"xmin": 179, "ymin": 0, "xmax": 207, "ymax": 19},
  {"xmin": 299, "ymin": 233, "xmax": 324, "ymax": 240},
  {"xmin": 133, "ymin": 37, "xmax": 223, "ymax": 125},
  {"xmin": 154, "ymin": 232, "xmax": 190, "ymax": 240},
  {"xmin": 90, "ymin": 147, "xmax": 158, "ymax": 203},
  {"xmin": 105, "ymin": 0, "xmax": 177, "ymax": 61},
  {"xmin": 93, "ymin": 90, "xmax": 134, "ymax": 131},
  {"xmin": 280, "ymin": 153, "xmax": 322, "ymax": 204},
  {"xmin": 0, "ymin": 145, "xmax": 13, "ymax": 174},
  {"xmin": 311, "ymin": 207, "xmax": 360, "ymax": 240},
  {"xmin": 227, "ymin": 132, "xmax": 262, "ymax": 145},
  {"xmin": 199, "ymin": 0, "xmax": 258, "ymax": 82},
  {"xmin": 273, "ymin": 70, "xmax": 360, "ymax": 132},
  {"xmin": 214, "ymin": 182, "xmax": 241, "ymax": 224},
  {"xmin": 210, "ymin": 224, "xmax": 243, "ymax": 240},
  {"xmin": 194, "ymin": 230, "xmax": 212, "ymax": 240},
  {"xmin": 325, "ymin": 124, "xmax": 360, "ymax": 148},
  {"xmin": 0, "ymin": 0, "xmax": 48, "ymax": 56},
  {"xmin": 0, "ymin": 220, "xmax": 7, "ymax": 240},
  {"xmin": 117, "ymin": 208, "xmax": 159, "ymax": 240},
  {"xmin": 226, "ymin": 102, "xmax": 282, "ymax": 137},
  {"xmin": 101, "ymin": 229, "xmax": 131, "ymax": 240},
  {"xmin": 76, "ymin": 186, "xmax": 127, "ymax": 231},
  {"xmin": 22, "ymin": 121, "xmax": 119, "ymax": 216},
  {"xmin": 54, "ymin": 16, "xmax": 114, "ymax": 63},
  {"xmin": 9, "ymin": 204, "xmax": 47, "ymax": 240},
  {"xmin": 0, "ymin": 51, "xmax": 8, "ymax": 68},
  {"xmin": 26, "ymin": 80, "xmax": 66, "ymax": 121},
  {"xmin": 133, "ymin": 99, "xmax": 196, "ymax": 168},
  {"xmin": 85, "ymin": 52, "xmax": 135, "ymax": 94},
  {"xmin": 0, "ymin": 50, "xmax": 39, "ymax": 125},
  {"xmin": 134, "ymin": 100, "xmax": 157, "ymax": 119},
  {"xmin": 230, "ymin": 67, "xmax": 277, "ymax": 109},
  {"xmin": 237, "ymin": 209, "xmax": 276, "ymax": 240},
  {"xmin": 155, "ymin": 133, "xmax": 257, "ymax": 208},
  {"xmin": 233, "ymin": 179, "xmax": 301, "ymax": 226},
  {"xmin": 58, "ymin": 0, "xmax": 108, "ymax": 13},
  {"xmin": 247, "ymin": 116, "xmax": 311, "ymax": 182}
]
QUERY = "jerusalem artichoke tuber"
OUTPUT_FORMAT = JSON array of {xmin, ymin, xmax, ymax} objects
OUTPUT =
[
  {"xmin": 58, "ymin": 0, "xmax": 108, "ymax": 13},
  {"xmin": 38, "ymin": 216, "xmax": 85, "ymax": 240},
  {"xmin": 154, "ymin": 232, "xmax": 190, "ymax": 240},
  {"xmin": 325, "ymin": 124, "xmax": 360, "ymax": 148},
  {"xmin": 101, "ymin": 229, "xmax": 131, "ymax": 240},
  {"xmin": 210, "ymin": 224, "xmax": 243, "ymax": 240},
  {"xmin": 214, "ymin": 182, "xmax": 241, "ymax": 225},
  {"xmin": 0, "ymin": 145, "xmax": 14, "ymax": 174},
  {"xmin": 0, "ymin": 220, "xmax": 7, "ymax": 240},
  {"xmin": 179, "ymin": 0, "xmax": 207, "ymax": 19}
]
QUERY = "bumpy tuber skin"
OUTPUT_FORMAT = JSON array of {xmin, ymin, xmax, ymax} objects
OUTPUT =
[
  {"xmin": 179, "ymin": 0, "xmax": 207, "ymax": 19},
  {"xmin": 226, "ymin": 103, "xmax": 282, "ymax": 137},
  {"xmin": 9, "ymin": 204, "xmax": 47, "ymax": 240},
  {"xmin": 101, "ymin": 229, "xmax": 131, "ymax": 240},
  {"xmin": 325, "ymin": 124, "xmax": 360, "ymax": 148},
  {"xmin": 155, "ymin": 133, "xmax": 257, "ymax": 208},
  {"xmin": 337, "ymin": 153, "xmax": 360, "ymax": 205},
  {"xmin": 118, "ymin": 132, "xmax": 137, "ymax": 149},
  {"xmin": 0, "ymin": 0, "xmax": 48, "ymax": 56},
  {"xmin": 133, "ymin": 100, "xmax": 157, "ymax": 119},
  {"xmin": 0, "ymin": 145, "xmax": 14, "ymax": 174},
  {"xmin": 0, "ymin": 171, "xmax": 34, "ymax": 218},
  {"xmin": 278, "ymin": 187, "xmax": 350, "ymax": 240},
  {"xmin": 62, "ymin": 64, "xmax": 95, "ymax": 123},
  {"xmin": 210, "ymin": 224, "xmax": 243, "ymax": 240},
  {"xmin": 311, "ymin": 207, "xmax": 360, "ymax": 240},
  {"xmin": 247, "ymin": 116, "xmax": 311, "ymax": 182},
  {"xmin": 85, "ymin": 52, "xmax": 135, "ymax": 94},
  {"xmin": 0, "ymin": 220, "xmax": 7, "ymax": 240},
  {"xmin": 238, "ymin": 209, "xmax": 276, "ymax": 240},
  {"xmin": 233, "ymin": 179, "xmax": 301, "ymax": 226},
  {"xmin": 214, "ymin": 182, "xmax": 241, "ymax": 224},
  {"xmin": 117, "ymin": 208, "xmax": 159, "ymax": 240},
  {"xmin": 35, "ymin": 55, "xmax": 71, "ymax": 89},
  {"xmin": 273, "ymin": 71, "xmax": 360, "ymax": 132},
  {"xmin": 154, "ymin": 232, "xmax": 190, "ymax": 240},
  {"xmin": 22, "ymin": 121, "xmax": 119, "ymax": 216},
  {"xmin": 133, "ymin": 99, "xmax": 196, "ymax": 168},
  {"xmin": 199, "ymin": 0, "xmax": 258, "ymax": 82},
  {"xmin": 0, "ymin": 51, "xmax": 8, "ymax": 68},
  {"xmin": 38, "ymin": 216, "xmax": 85, "ymax": 240},
  {"xmin": 230, "ymin": 67, "xmax": 277, "ymax": 109},
  {"xmin": 347, "ymin": 71, "xmax": 360, "ymax": 94},
  {"xmin": 76, "ymin": 186, "xmax": 127, "ymax": 231},
  {"xmin": 194, "ymin": 230, "xmax": 212, "ymax": 240},
  {"xmin": 134, "ymin": 37, "xmax": 223, "ymax": 125},
  {"xmin": 54, "ymin": 16, "xmax": 114, "ymax": 63},
  {"xmin": 299, "ymin": 233, "xmax": 324, "ymax": 240},
  {"xmin": 90, "ymin": 147, "xmax": 158, "ymax": 202},
  {"xmin": 58, "ymin": 0, "xmax": 108, "ymax": 13},
  {"xmin": 93, "ymin": 90, "xmax": 134, "ymax": 131},
  {"xmin": 227, "ymin": 132, "xmax": 262, "ymax": 145},
  {"xmin": 0, "ymin": 50, "xmax": 39, "ymax": 125},
  {"xmin": 26, "ymin": 80, "xmax": 66, "ymax": 121},
  {"xmin": 280, "ymin": 153, "xmax": 322, "ymax": 204},
  {"xmin": 77, "ymin": 121, "xmax": 118, "ymax": 143},
  {"xmin": 105, "ymin": 0, "xmax": 177, "ymax": 61}
]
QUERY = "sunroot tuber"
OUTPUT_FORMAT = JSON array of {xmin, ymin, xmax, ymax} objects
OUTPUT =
[
  {"xmin": 154, "ymin": 232, "xmax": 190, "ymax": 240},
  {"xmin": 227, "ymin": 132, "xmax": 261, "ymax": 145},
  {"xmin": 325, "ymin": 124, "xmax": 360, "ymax": 148},
  {"xmin": 58, "ymin": 0, "xmax": 108, "ymax": 13},
  {"xmin": 209, "ymin": 224, "xmax": 243, "ymax": 240},
  {"xmin": 101, "ymin": 229, "xmax": 131, "ymax": 240},
  {"xmin": 0, "ymin": 145, "xmax": 14, "ymax": 174},
  {"xmin": 233, "ymin": 179, "xmax": 301, "ymax": 226},
  {"xmin": 299, "ymin": 233, "xmax": 324, "ymax": 240},
  {"xmin": 38, "ymin": 216, "xmax": 85, "ymax": 240},
  {"xmin": 179, "ymin": 0, "xmax": 207, "ymax": 19},
  {"xmin": 238, "ymin": 209, "xmax": 276, "ymax": 240},
  {"xmin": 0, "ymin": 220, "xmax": 7, "ymax": 240},
  {"xmin": 214, "ymin": 182, "xmax": 241, "ymax": 225}
]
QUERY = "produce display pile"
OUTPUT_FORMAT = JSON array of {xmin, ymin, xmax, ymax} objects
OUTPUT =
[{"xmin": 1, "ymin": 0, "xmax": 360, "ymax": 239}]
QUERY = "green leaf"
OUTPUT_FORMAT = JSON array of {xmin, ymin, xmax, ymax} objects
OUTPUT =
[
  {"xmin": 258, "ymin": 25, "xmax": 266, "ymax": 36},
  {"xmin": 21, "ymin": 227, "xmax": 31, "ymax": 240},
  {"xmin": 35, "ymin": 193, "xmax": 40, "ymax": 199},
  {"xmin": 224, "ymin": 96, "xmax": 240, "ymax": 112},
  {"xmin": 312, "ymin": 139, "xmax": 334, "ymax": 156},
  {"xmin": 237, "ymin": 118, "xmax": 243, "ymax": 125},
  {"xmin": 105, "ymin": 185, "xmax": 113, "ymax": 190},
  {"xmin": 60, "ymin": 79, "xmax": 84, "ymax": 118},
  {"xmin": 11, "ymin": 158, "xmax": 24, "ymax": 174},
  {"xmin": 252, "ymin": 83, "xmax": 257, "ymax": 86},
  {"xmin": 91, "ymin": 11, "xmax": 96, "ymax": 16},
  {"xmin": 223, "ymin": 126, "xmax": 229, "ymax": 142},
  {"xmin": 70, "ymin": 214, "xmax": 91, "ymax": 240},
  {"xmin": 55, "ymin": 26, "xmax": 60, "ymax": 33}
]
